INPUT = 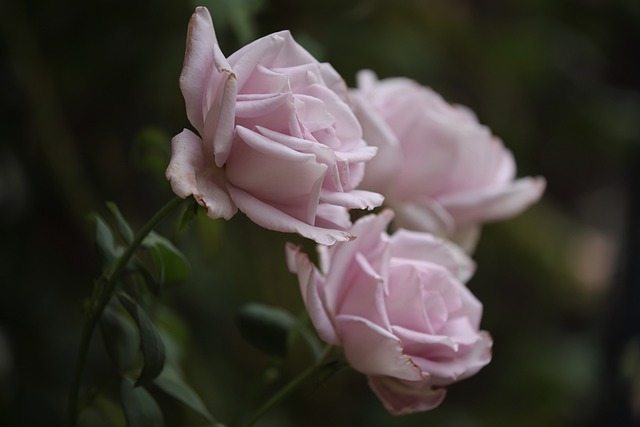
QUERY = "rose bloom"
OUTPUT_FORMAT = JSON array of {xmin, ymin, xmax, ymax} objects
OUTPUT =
[
  {"xmin": 286, "ymin": 210, "xmax": 492, "ymax": 415},
  {"xmin": 166, "ymin": 8, "xmax": 382, "ymax": 245},
  {"xmin": 351, "ymin": 70, "xmax": 545, "ymax": 250}
]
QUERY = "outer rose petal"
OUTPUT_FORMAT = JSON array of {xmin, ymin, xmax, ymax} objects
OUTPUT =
[
  {"xmin": 179, "ymin": 7, "xmax": 237, "ymax": 167},
  {"xmin": 321, "ymin": 211, "xmax": 394, "ymax": 311},
  {"xmin": 410, "ymin": 329, "xmax": 493, "ymax": 386},
  {"xmin": 367, "ymin": 376, "xmax": 447, "ymax": 416},
  {"xmin": 285, "ymin": 243, "xmax": 340, "ymax": 344},
  {"xmin": 227, "ymin": 184, "xmax": 353, "ymax": 245},
  {"xmin": 441, "ymin": 176, "xmax": 546, "ymax": 226},
  {"xmin": 166, "ymin": 129, "xmax": 236, "ymax": 220},
  {"xmin": 336, "ymin": 314, "xmax": 424, "ymax": 381},
  {"xmin": 314, "ymin": 204, "xmax": 352, "ymax": 230}
]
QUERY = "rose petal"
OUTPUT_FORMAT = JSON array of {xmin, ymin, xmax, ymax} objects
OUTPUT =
[
  {"xmin": 319, "ymin": 189, "xmax": 384, "ymax": 210},
  {"xmin": 227, "ymin": 184, "xmax": 353, "ymax": 245},
  {"xmin": 335, "ymin": 253, "xmax": 390, "ymax": 330},
  {"xmin": 314, "ymin": 204, "xmax": 352, "ymax": 230},
  {"xmin": 179, "ymin": 7, "xmax": 230, "ymax": 134},
  {"xmin": 166, "ymin": 129, "xmax": 237, "ymax": 220},
  {"xmin": 166, "ymin": 129, "xmax": 204, "ymax": 198},
  {"xmin": 440, "ymin": 176, "xmax": 546, "ymax": 226},
  {"xmin": 336, "ymin": 314, "xmax": 424, "ymax": 380},
  {"xmin": 367, "ymin": 376, "xmax": 447, "ymax": 415},
  {"xmin": 351, "ymin": 91, "xmax": 401, "ymax": 192},
  {"xmin": 285, "ymin": 243, "xmax": 340, "ymax": 344},
  {"xmin": 203, "ymin": 71, "xmax": 237, "ymax": 167},
  {"xmin": 392, "ymin": 199, "xmax": 455, "ymax": 236},
  {"xmin": 235, "ymin": 92, "xmax": 289, "ymax": 119},
  {"xmin": 389, "ymin": 229, "xmax": 475, "ymax": 282},
  {"xmin": 407, "ymin": 328, "xmax": 493, "ymax": 385},
  {"xmin": 321, "ymin": 211, "xmax": 394, "ymax": 310}
]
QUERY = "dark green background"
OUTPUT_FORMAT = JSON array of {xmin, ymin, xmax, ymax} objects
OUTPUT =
[{"xmin": 1, "ymin": 0, "xmax": 639, "ymax": 425}]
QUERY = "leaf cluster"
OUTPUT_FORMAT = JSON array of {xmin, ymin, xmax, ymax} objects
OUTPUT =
[{"xmin": 83, "ymin": 202, "xmax": 218, "ymax": 427}]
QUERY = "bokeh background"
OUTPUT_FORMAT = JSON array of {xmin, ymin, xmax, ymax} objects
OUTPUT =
[{"xmin": 1, "ymin": 0, "xmax": 639, "ymax": 426}]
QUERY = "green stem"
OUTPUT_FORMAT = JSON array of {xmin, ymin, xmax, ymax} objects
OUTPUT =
[
  {"xmin": 68, "ymin": 196, "xmax": 185, "ymax": 427},
  {"xmin": 241, "ymin": 346, "xmax": 335, "ymax": 427}
]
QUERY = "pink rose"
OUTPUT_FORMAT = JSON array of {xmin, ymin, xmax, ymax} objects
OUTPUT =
[
  {"xmin": 286, "ymin": 210, "xmax": 492, "ymax": 415},
  {"xmin": 351, "ymin": 70, "xmax": 545, "ymax": 249},
  {"xmin": 166, "ymin": 8, "xmax": 382, "ymax": 245}
]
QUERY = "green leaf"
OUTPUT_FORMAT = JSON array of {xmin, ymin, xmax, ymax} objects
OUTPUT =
[
  {"xmin": 120, "ymin": 377, "xmax": 164, "ymax": 427},
  {"xmin": 155, "ymin": 304, "xmax": 188, "ymax": 367},
  {"xmin": 100, "ymin": 298, "xmax": 140, "ymax": 372},
  {"xmin": 133, "ymin": 259, "xmax": 160, "ymax": 295},
  {"xmin": 288, "ymin": 312, "xmax": 324, "ymax": 361},
  {"xmin": 92, "ymin": 213, "xmax": 118, "ymax": 266},
  {"xmin": 154, "ymin": 365, "xmax": 214, "ymax": 423},
  {"xmin": 118, "ymin": 293, "xmax": 166, "ymax": 386},
  {"xmin": 236, "ymin": 303, "xmax": 297, "ymax": 359},
  {"xmin": 142, "ymin": 232, "xmax": 190, "ymax": 288},
  {"xmin": 106, "ymin": 201, "xmax": 134, "ymax": 244}
]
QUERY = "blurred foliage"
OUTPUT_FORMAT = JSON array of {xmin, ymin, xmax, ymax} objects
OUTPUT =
[{"xmin": 1, "ymin": 0, "xmax": 639, "ymax": 426}]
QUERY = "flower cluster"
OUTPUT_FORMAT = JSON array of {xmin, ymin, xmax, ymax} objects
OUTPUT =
[{"xmin": 168, "ymin": 7, "xmax": 545, "ymax": 416}]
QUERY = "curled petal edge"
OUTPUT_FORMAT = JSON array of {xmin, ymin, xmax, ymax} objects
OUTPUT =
[{"xmin": 166, "ymin": 129, "xmax": 237, "ymax": 220}]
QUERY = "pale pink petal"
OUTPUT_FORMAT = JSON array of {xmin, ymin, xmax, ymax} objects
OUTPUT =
[
  {"xmin": 336, "ymin": 253, "xmax": 390, "ymax": 330},
  {"xmin": 336, "ymin": 314, "xmax": 423, "ymax": 380},
  {"xmin": 318, "ymin": 62, "xmax": 349, "ymax": 101},
  {"xmin": 203, "ymin": 71, "xmax": 237, "ymax": 167},
  {"xmin": 336, "ymin": 145, "xmax": 378, "ymax": 163},
  {"xmin": 179, "ymin": 7, "xmax": 232, "ymax": 135},
  {"xmin": 367, "ymin": 376, "xmax": 447, "ymax": 415},
  {"xmin": 228, "ymin": 32, "xmax": 289, "ymax": 90},
  {"xmin": 441, "ymin": 176, "xmax": 546, "ymax": 226},
  {"xmin": 235, "ymin": 92, "xmax": 289, "ymax": 118},
  {"xmin": 392, "ymin": 199, "xmax": 455, "ymax": 236},
  {"xmin": 351, "ymin": 90, "xmax": 402, "ymax": 193},
  {"xmin": 302, "ymin": 84, "xmax": 363, "ymax": 143},
  {"xmin": 314, "ymin": 204, "xmax": 352, "ymax": 230},
  {"xmin": 166, "ymin": 129, "xmax": 236, "ymax": 220},
  {"xmin": 321, "ymin": 211, "xmax": 394, "ymax": 310},
  {"xmin": 196, "ymin": 169, "xmax": 238, "ymax": 220},
  {"xmin": 234, "ymin": 125, "xmax": 316, "ymax": 161},
  {"xmin": 227, "ymin": 184, "xmax": 353, "ymax": 245},
  {"xmin": 389, "ymin": 229, "xmax": 475, "ymax": 282},
  {"xmin": 408, "ymin": 330, "xmax": 493, "ymax": 385},
  {"xmin": 227, "ymin": 127, "xmax": 330, "ymax": 223},
  {"xmin": 391, "ymin": 325, "xmax": 458, "ymax": 351},
  {"xmin": 166, "ymin": 129, "xmax": 204, "ymax": 199},
  {"xmin": 319, "ymin": 189, "xmax": 384, "ymax": 210},
  {"xmin": 387, "ymin": 112, "xmax": 458, "ymax": 199},
  {"xmin": 255, "ymin": 126, "xmax": 337, "ymax": 166},
  {"xmin": 285, "ymin": 243, "xmax": 340, "ymax": 344}
]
